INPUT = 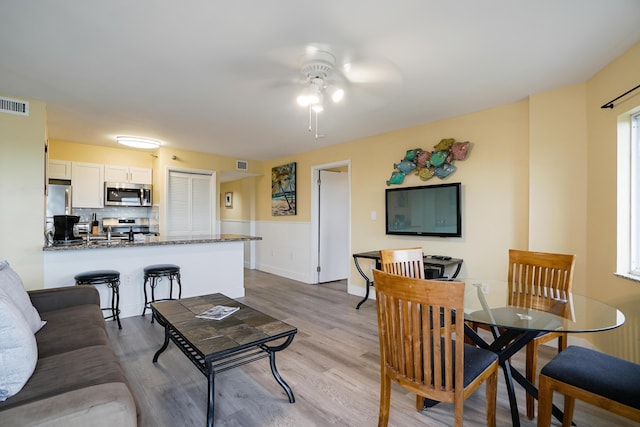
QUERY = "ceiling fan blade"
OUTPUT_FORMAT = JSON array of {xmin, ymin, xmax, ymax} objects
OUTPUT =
[{"xmin": 340, "ymin": 59, "xmax": 403, "ymax": 85}]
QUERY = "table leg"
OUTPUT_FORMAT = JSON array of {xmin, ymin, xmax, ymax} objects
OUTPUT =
[
  {"xmin": 153, "ymin": 323, "xmax": 170, "ymax": 363},
  {"xmin": 207, "ymin": 360, "xmax": 215, "ymax": 427},
  {"xmin": 451, "ymin": 261, "xmax": 462, "ymax": 278},
  {"xmin": 263, "ymin": 335, "xmax": 296, "ymax": 403},
  {"xmin": 502, "ymin": 360, "xmax": 521, "ymax": 427},
  {"xmin": 353, "ymin": 256, "xmax": 373, "ymax": 309},
  {"xmin": 463, "ymin": 325, "xmax": 571, "ymax": 426},
  {"xmin": 510, "ymin": 362, "xmax": 570, "ymax": 424}
]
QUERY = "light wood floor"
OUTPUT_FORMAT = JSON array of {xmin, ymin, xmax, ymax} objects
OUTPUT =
[{"xmin": 108, "ymin": 270, "xmax": 639, "ymax": 426}]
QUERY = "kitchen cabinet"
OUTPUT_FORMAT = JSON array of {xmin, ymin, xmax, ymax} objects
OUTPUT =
[
  {"xmin": 105, "ymin": 165, "xmax": 152, "ymax": 184},
  {"xmin": 48, "ymin": 160, "xmax": 71, "ymax": 180},
  {"xmin": 71, "ymin": 162, "xmax": 104, "ymax": 208}
]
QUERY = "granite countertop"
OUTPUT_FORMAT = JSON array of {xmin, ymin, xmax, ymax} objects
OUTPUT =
[{"xmin": 43, "ymin": 234, "xmax": 262, "ymax": 251}]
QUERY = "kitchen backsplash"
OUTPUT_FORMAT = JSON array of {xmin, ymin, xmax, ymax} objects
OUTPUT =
[{"xmin": 74, "ymin": 206, "xmax": 152, "ymax": 229}]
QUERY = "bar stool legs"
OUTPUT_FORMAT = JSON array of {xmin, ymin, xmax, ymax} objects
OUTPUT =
[
  {"xmin": 74, "ymin": 270, "xmax": 122, "ymax": 329},
  {"xmin": 142, "ymin": 264, "xmax": 182, "ymax": 323}
]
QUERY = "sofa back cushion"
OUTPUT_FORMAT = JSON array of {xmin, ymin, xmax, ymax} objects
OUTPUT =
[
  {"xmin": 0, "ymin": 293, "xmax": 38, "ymax": 401},
  {"xmin": 0, "ymin": 261, "xmax": 45, "ymax": 333}
]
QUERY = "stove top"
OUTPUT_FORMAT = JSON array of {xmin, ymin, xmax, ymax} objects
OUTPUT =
[{"xmin": 102, "ymin": 217, "xmax": 150, "ymax": 234}]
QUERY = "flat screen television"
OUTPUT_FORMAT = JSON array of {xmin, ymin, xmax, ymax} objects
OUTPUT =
[{"xmin": 385, "ymin": 182, "xmax": 462, "ymax": 237}]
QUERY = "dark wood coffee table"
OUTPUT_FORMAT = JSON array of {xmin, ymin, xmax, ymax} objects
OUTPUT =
[{"xmin": 151, "ymin": 293, "xmax": 297, "ymax": 427}]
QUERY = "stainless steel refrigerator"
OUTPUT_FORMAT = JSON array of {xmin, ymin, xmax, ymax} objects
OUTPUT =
[{"xmin": 46, "ymin": 179, "xmax": 72, "ymax": 235}]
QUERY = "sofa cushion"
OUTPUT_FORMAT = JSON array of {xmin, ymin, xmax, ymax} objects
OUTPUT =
[
  {"xmin": 0, "ymin": 261, "xmax": 45, "ymax": 333},
  {"xmin": 0, "ymin": 294, "xmax": 37, "ymax": 402},
  {"xmin": 0, "ymin": 383, "xmax": 139, "ymax": 427},
  {"xmin": 36, "ymin": 304, "xmax": 109, "ymax": 358},
  {"xmin": 0, "ymin": 345, "xmax": 129, "ymax": 409}
]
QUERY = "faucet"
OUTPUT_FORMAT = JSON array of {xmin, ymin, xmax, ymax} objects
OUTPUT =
[{"xmin": 107, "ymin": 226, "xmax": 112, "ymax": 241}]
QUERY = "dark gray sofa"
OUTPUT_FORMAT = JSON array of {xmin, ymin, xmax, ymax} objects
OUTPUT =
[{"xmin": 0, "ymin": 286, "xmax": 140, "ymax": 426}]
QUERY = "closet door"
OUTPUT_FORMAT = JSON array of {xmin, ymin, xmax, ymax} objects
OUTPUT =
[{"xmin": 167, "ymin": 170, "xmax": 214, "ymax": 237}]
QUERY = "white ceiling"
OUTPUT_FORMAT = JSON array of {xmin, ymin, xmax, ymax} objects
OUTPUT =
[{"xmin": 2, "ymin": 1, "xmax": 639, "ymax": 161}]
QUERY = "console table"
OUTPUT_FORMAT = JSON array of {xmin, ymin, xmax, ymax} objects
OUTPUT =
[{"xmin": 352, "ymin": 251, "xmax": 463, "ymax": 309}]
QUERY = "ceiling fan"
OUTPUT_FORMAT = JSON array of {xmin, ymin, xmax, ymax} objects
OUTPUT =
[
  {"xmin": 286, "ymin": 46, "xmax": 403, "ymax": 140},
  {"xmin": 295, "ymin": 50, "xmax": 345, "ymax": 139}
]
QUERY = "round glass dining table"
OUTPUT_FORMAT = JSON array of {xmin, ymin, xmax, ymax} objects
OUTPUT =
[{"xmin": 460, "ymin": 279, "xmax": 625, "ymax": 427}]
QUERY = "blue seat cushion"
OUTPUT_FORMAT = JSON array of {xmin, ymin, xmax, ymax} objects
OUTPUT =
[{"xmin": 541, "ymin": 345, "xmax": 640, "ymax": 410}]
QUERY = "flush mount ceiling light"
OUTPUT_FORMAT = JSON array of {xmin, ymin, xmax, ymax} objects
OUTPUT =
[
  {"xmin": 116, "ymin": 136, "xmax": 161, "ymax": 149},
  {"xmin": 296, "ymin": 51, "xmax": 344, "ymax": 140}
]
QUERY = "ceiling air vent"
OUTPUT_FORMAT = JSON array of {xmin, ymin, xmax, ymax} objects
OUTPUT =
[
  {"xmin": 0, "ymin": 96, "xmax": 29, "ymax": 116},
  {"xmin": 236, "ymin": 160, "xmax": 248, "ymax": 171}
]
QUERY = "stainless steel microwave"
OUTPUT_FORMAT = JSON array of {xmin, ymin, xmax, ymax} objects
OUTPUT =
[{"xmin": 104, "ymin": 182, "xmax": 152, "ymax": 207}]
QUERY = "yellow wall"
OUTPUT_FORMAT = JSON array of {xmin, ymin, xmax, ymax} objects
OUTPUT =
[
  {"xmin": 585, "ymin": 41, "xmax": 640, "ymax": 359},
  {"xmin": 220, "ymin": 178, "xmax": 256, "ymax": 220},
  {"xmin": 0, "ymin": 96, "xmax": 47, "ymax": 289},
  {"xmin": 49, "ymin": 140, "xmax": 155, "ymax": 167},
  {"xmin": 257, "ymin": 101, "xmax": 531, "ymax": 281},
  {"xmin": 529, "ymin": 83, "xmax": 588, "ymax": 289}
]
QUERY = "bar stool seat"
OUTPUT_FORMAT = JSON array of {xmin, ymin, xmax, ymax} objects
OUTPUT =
[
  {"xmin": 74, "ymin": 269, "xmax": 122, "ymax": 329},
  {"xmin": 142, "ymin": 264, "xmax": 182, "ymax": 322}
]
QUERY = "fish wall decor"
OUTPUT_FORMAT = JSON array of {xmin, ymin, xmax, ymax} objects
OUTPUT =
[{"xmin": 386, "ymin": 138, "xmax": 471, "ymax": 185}]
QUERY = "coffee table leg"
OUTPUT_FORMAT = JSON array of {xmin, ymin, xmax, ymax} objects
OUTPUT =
[
  {"xmin": 263, "ymin": 335, "xmax": 296, "ymax": 403},
  {"xmin": 153, "ymin": 324, "xmax": 170, "ymax": 363},
  {"xmin": 207, "ymin": 361, "xmax": 215, "ymax": 427}
]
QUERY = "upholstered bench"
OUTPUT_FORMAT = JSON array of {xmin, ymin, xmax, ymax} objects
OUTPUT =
[{"xmin": 537, "ymin": 345, "xmax": 640, "ymax": 427}]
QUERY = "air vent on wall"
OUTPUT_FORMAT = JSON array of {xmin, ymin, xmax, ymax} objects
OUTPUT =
[
  {"xmin": 236, "ymin": 160, "xmax": 248, "ymax": 171},
  {"xmin": 0, "ymin": 96, "xmax": 29, "ymax": 116}
]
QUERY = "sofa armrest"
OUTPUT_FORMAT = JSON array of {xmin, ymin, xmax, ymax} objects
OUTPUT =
[{"xmin": 28, "ymin": 286, "xmax": 100, "ymax": 313}]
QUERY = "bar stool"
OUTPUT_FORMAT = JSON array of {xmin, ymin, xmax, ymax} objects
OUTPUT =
[
  {"xmin": 74, "ymin": 269, "xmax": 122, "ymax": 329},
  {"xmin": 142, "ymin": 264, "xmax": 182, "ymax": 322}
]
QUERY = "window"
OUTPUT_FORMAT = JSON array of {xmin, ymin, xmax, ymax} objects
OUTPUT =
[
  {"xmin": 618, "ymin": 111, "xmax": 640, "ymax": 279},
  {"xmin": 631, "ymin": 113, "xmax": 640, "ymax": 275}
]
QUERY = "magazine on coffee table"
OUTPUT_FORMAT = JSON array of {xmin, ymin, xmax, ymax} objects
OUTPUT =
[{"xmin": 196, "ymin": 305, "xmax": 240, "ymax": 320}]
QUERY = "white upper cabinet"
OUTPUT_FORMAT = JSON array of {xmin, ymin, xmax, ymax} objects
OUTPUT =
[
  {"xmin": 105, "ymin": 165, "xmax": 152, "ymax": 184},
  {"xmin": 129, "ymin": 167, "xmax": 152, "ymax": 184},
  {"xmin": 71, "ymin": 162, "xmax": 104, "ymax": 208},
  {"xmin": 48, "ymin": 160, "xmax": 72, "ymax": 180}
]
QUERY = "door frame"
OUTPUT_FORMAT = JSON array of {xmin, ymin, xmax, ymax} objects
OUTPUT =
[{"xmin": 310, "ymin": 160, "xmax": 351, "ymax": 284}]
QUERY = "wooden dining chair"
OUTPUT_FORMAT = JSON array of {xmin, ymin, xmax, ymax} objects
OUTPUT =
[
  {"xmin": 507, "ymin": 249, "xmax": 576, "ymax": 419},
  {"xmin": 373, "ymin": 269, "xmax": 499, "ymax": 427},
  {"xmin": 537, "ymin": 346, "xmax": 640, "ymax": 427},
  {"xmin": 379, "ymin": 247, "xmax": 425, "ymax": 410},
  {"xmin": 379, "ymin": 247, "xmax": 425, "ymax": 279}
]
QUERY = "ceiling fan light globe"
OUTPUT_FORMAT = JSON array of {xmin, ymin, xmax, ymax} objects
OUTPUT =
[
  {"xmin": 312, "ymin": 104, "xmax": 324, "ymax": 113},
  {"xmin": 330, "ymin": 87, "xmax": 344, "ymax": 103},
  {"xmin": 297, "ymin": 95, "xmax": 310, "ymax": 106}
]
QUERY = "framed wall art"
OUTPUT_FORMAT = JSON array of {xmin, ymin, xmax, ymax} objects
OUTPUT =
[
  {"xmin": 271, "ymin": 162, "xmax": 296, "ymax": 216},
  {"xmin": 224, "ymin": 192, "xmax": 233, "ymax": 208}
]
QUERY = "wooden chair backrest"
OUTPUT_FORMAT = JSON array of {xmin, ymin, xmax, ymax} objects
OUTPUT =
[
  {"xmin": 507, "ymin": 249, "xmax": 576, "ymax": 315},
  {"xmin": 373, "ymin": 269, "xmax": 465, "ymax": 403},
  {"xmin": 379, "ymin": 248, "xmax": 425, "ymax": 279}
]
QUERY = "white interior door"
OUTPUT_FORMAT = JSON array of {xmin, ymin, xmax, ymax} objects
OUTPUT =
[{"xmin": 318, "ymin": 170, "xmax": 349, "ymax": 282}]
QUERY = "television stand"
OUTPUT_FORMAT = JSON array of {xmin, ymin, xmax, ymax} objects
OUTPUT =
[{"xmin": 352, "ymin": 251, "xmax": 463, "ymax": 309}]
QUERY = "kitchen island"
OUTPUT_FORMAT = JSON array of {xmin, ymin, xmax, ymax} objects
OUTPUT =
[{"xmin": 43, "ymin": 234, "xmax": 261, "ymax": 319}]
